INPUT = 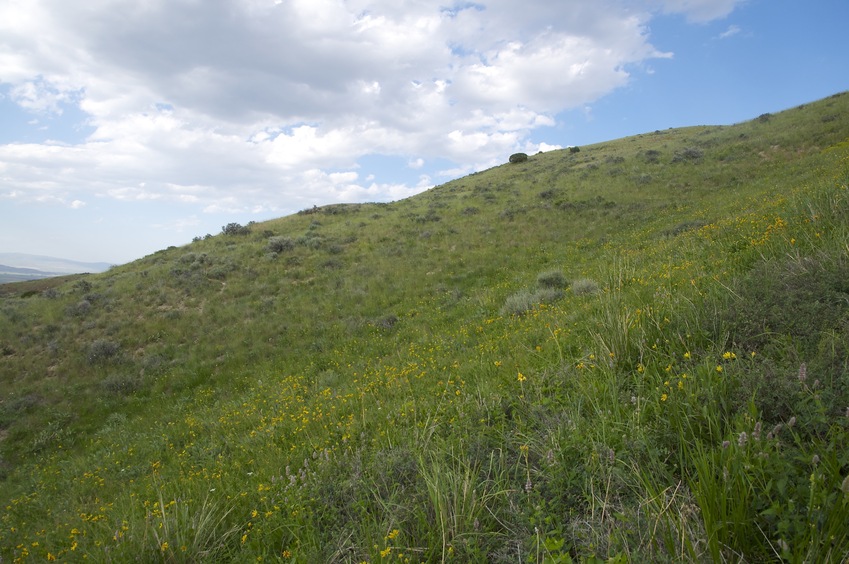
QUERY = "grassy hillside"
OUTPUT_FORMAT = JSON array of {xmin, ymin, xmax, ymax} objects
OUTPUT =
[{"xmin": 2, "ymin": 93, "xmax": 848, "ymax": 562}]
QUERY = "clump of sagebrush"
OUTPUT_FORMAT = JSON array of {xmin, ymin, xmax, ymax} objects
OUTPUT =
[
  {"xmin": 571, "ymin": 278, "xmax": 599, "ymax": 295},
  {"xmin": 537, "ymin": 270, "xmax": 567, "ymax": 289},
  {"xmin": 671, "ymin": 147, "xmax": 704, "ymax": 163},
  {"xmin": 298, "ymin": 231, "xmax": 323, "ymax": 249},
  {"xmin": 100, "ymin": 372, "xmax": 145, "ymax": 395},
  {"xmin": 267, "ymin": 236, "xmax": 295, "ymax": 254},
  {"xmin": 87, "ymin": 339, "xmax": 121, "ymax": 365},
  {"xmin": 501, "ymin": 287, "xmax": 563, "ymax": 316}
]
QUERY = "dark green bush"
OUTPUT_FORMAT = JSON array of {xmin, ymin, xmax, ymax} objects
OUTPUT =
[
  {"xmin": 537, "ymin": 270, "xmax": 567, "ymax": 289},
  {"xmin": 509, "ymin": 153, "xmax": 528, "ymax": 164},
  {"xmin": 221, "ymin": 222, "xmax": 251, "ymax": 236},
  {"xmin": 643, "ymin": 149, "xmax": 661, "ymax": 163},
  {"xmin": 569, "ymin": 146, "xmax": 581, "ymax": 153}
]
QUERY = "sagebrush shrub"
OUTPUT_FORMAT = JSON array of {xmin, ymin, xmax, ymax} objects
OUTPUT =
[
  {"xmin": 87, "ymin": 339, "xmax": 121, "ymax": 364},
  {"xmin": 537, "ymin": 270, "xmax": 567, "ymax": 289},
  {"xmin": 100, "ymin": 372, "xmax": 144, "ymax": 395},
  {"xmin": 221, "ymin": 222, "xmax": 250, "ymax": 235},
  {"xmin": 267, "ymin": 236, "xmax": 295, "ymax": 254},
  {"xmin": 501, "ymin": 288, "xmax": 563, "ymax": 316},
  {"xmin": 672, "ymin": 147, "xmax": 704, "ymax": 163},
  {"xmin": 571, "ymin": 278, "xmax": 599, "ymax": 295},
  {"xmin": 67, "ymin": 299, "xmax": 92, "ymax": 317}
]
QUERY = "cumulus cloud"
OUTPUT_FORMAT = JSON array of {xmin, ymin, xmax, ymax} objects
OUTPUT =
[{"xmin": 0, "ymin": 0, "xmax": 746, "ymax": 217}]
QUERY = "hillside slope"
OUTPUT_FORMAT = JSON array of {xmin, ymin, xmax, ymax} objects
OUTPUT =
[{"xmin": 1, "ymin": 93, "xmax": 848, "ymax": 562}]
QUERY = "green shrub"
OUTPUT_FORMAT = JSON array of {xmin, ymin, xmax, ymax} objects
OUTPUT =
[
  {"xmin": 569, "ymin": 146, "xmax": 581, "ymax": 153},
  {"xmin": 298, "ymin": 232, "xmax": 323, "ymax": 249},
  {"xmin": 643, "ymin": 149, "xmax": 661, "ymax": 163},
  {"xmin": 508, "ymin": 152, "xmax": 528, "ymax": 164},
  {"xmin": 267, "ymin": 236, "xmax": 295, "ymax": 254},
  {"xmin": 87, "ymin": 339, "xmax": 121, "ymax": 365},
  {"xmin": 100, "ymin": 372, "xmax": 144, "ymax": 395},
  {"xmin": 571, "ymin": 278, "xmax": 599, "ymax": 295},
  {"xmin": 501, "ymin": 287, "xmax": 563, "ymax": 316},
  {"xmin": 373, "ymin": 314, "xmax": 399, "ymax": 331},
  {"xmin": 66, "ymin": 299, "xmax": 92, "ymax": 317},
  {"xmin": 672, "ymin": 147, "xmax": 704, "ymax": 163},
  {"xmin": 536, "ymin": 270, "xmax": 567, "ymax": 289},
  {"xmin": 221, "ymin": 222, "xmax": 250, "ymax": 236}
]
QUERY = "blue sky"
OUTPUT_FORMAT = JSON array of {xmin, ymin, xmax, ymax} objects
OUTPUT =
[{"xmin": 1, "ymin": 0, "xmax": 847, "ymax": 264}]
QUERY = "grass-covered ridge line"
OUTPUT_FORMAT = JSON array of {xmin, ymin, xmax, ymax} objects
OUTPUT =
[{"xmin": 1, "ymin": 93, "xmax": 849, "ymax": 562}]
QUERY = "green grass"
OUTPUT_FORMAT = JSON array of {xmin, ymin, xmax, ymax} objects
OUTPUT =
[{"xmin": 1, "ymin": 92, "xmax": 849, "ymax": 562}]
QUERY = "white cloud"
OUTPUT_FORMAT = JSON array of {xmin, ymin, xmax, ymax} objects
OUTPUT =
[
  {"xmin": 719, "ymin": 24, "xmax": 742, "ymax": 39},
  {"xmin": 0, "ymin": 0, "xmax": 746, "ymax": 223},
  {"xmin": 654, "ymin": 0, "xmax": 742, "ymax": 22}
]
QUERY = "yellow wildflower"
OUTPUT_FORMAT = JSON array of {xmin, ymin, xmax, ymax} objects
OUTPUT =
[
  {"xmin": 517, "ymin": 372, "xmax": 526, "ymax": 382},
  {"xmin": 661, "ymin": 393, "xmax": 668, "ymax": 402}
]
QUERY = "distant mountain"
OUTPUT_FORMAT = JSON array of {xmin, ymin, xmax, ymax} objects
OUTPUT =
[{"xmin": 0, "ymin": 253, "xmax": 112, "ymax": 283}]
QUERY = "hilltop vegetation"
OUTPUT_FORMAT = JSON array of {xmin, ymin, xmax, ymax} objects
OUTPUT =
[{"xmin": 2, "ymin": 93, "xmax": 849, "ymax": 562}]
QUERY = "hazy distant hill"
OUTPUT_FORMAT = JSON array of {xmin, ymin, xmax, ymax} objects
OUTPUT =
[{"xmin": 0, "ymin": 253, "xmax": 112, "ymax": 283}]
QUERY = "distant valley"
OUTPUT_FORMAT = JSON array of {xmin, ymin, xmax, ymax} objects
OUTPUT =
[{"xmin": 0, "ymin": 253, "xmax": 112, "ymax": 283}]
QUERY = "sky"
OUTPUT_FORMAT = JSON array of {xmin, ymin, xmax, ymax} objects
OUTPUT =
[{"xmin": 1, "ymin": 0, "xmax": 847, "ymax": 264}]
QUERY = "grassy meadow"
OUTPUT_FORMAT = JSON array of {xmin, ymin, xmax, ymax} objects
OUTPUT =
[{"xmin": 1, "ymin": 92, "xmax": 849, "ymax": 562}]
